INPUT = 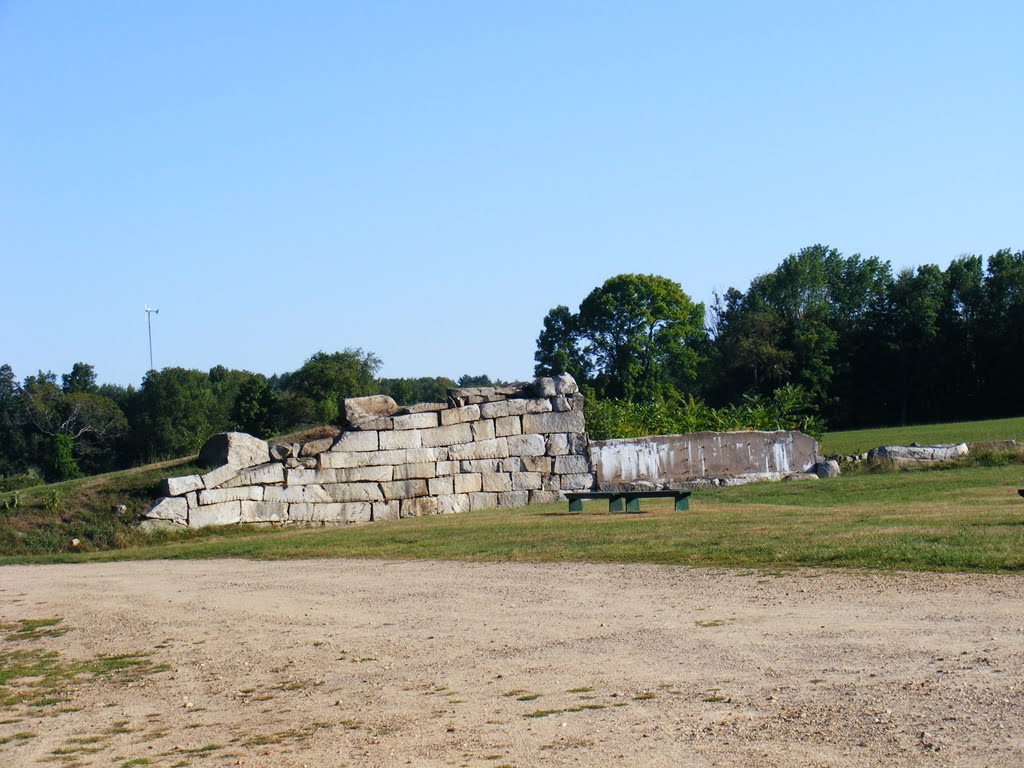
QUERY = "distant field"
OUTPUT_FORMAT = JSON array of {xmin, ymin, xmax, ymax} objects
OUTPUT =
[
  {"xmin": 821, "ymin": 415, "xmax": 1024, "ymax": 455},
  {"xmin": 4, "ymin": 463, "xmax": 1024, "ymax": 572}
]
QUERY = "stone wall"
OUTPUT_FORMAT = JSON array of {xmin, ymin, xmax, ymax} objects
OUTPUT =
[
  {"xmin": 141, "ymin": 374, "xmax": 593, "ymax": 529},
  {"xmin": 589, "ymin": 431, "xmax": 820, "ymax": 490}
]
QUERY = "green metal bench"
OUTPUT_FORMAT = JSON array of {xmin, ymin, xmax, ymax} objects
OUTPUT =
[{"xmin": 564, "ymin": 489, "xmax": 692, "ymax": 513}]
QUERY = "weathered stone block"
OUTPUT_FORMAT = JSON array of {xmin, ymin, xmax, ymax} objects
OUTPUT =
[
  {"xmin": 393, "ymin": 412, "xmax": 440, "ymax": 430},
  {"xmin": 543, "ymin": 474, "xmax": 561, "ymax": 491},
  {"xmin": 393, "ymin": 463, "xmax": 436, "ymax": 480},
  {"xmin": 300, "ymin": 437, "xmax": 334, "ymax": 457},
  {"xmin": 379, "ymin": 429, "xmax": 422, "ymax": 450},
  {"xmin": 568, "ymin": 433, "xmax": 589, "ymax": 454},
  {"xmin": 269, "ymin": 442, "xmax": 294, "ymax": 461},
  {"xmin": 335, "ymin": 465, "xmax": 393, "ymax": 483},
  {"xmin": 200, "ymin": 432, "xmax": 269, "ymax": 470},
  {"xmin": 223, "ymin": 463, "xmax": 286, "ymax": 488},
  {"xmin": 343, "ymin": 501, "xmax": 373, "ymax": 523},
  {"xmin": 343, "ymin": 395, "xmax": 399, "ymax": 429},
  {"xmin": 289, "ymin": 502, "xmax": 345, "ymax": 522},
  {"xmin": 554, "ymin": 455, "xmax": 591, "ymax": 474},
  {"xmin": 523, "ymin": 410, "xmax": 585, "ymax": 435},
  {"xmin": 521, "ymin": 456, "xmax": 553, "ymax": 473},
  {"xmin": 199, "ymin": 486, "xmax": 264, "ymax": 505},
  {"xmin": 448, "ymin": 438, "xmax": 509, "ymax": 461},
  {"xmin": 185, "ymin": 491, "xmax": 198, "ymax": 510},
  {"xmin": 189, "ymin": 500, "xmax": 242, "ymax": 528},
  {"xmin": 495, "ymin": 415, "xmax": 522, "ymax": 437},
  {"xmin": 241, "ymin": 500, "xmax": 288, "ymax": 523},
  {"xmin": 358, "ymin": 417, "xmax": 395, "ymax": 431},
  {"xmin": 480, "ymin": 399, "xmax": 534, "ymax": 419},
  {"xmin": 405, "ymin": 402, "xmax": 448, "ymax": 414},
  {"xmin": 372, "ymin": 500, "xmax": 401, "ymax": 521},
  {"xmin": 201, "ymin": 464, "xmax": 239, "ymax": 489},
  {"xmin": 560, "ymin": 473, "xmax": 595, "ymax": 490},
  {"xmin": 333, "ymin": 430, "xmax": 379, "ymax": 452},
  {"xmin": 265, "ymin": 485, "xmax": 327, "ymax": 503},
  {"xmin": 136, "ymin": 518, "xmax": 184, "ymax": 532},
  {"xmin": 286, "ymin": 468, "xmax": 335, "ymax": 486},
  {"xmin": 320, "ymin": 449, "xmax": 407, "ymax": 469},
  {"xmin": 545, "ymin": 433, "xmax": 569, "ymax": 456},
  {"xmin": 497, "ymin": 491, "xmax": 530, "ymax": 508},
  {"xmin": 499, "ymin": 457, "xmax": 524, "ymax": 472},
  {"xmin": 381, "ymin": 479, "xmax": 428, "ymax": 500},
  {"xmin": 529, "ymin": 490, "xmax": 563, "ymax": 505},
  {"xmin": 407, "ymin": 447, "xmax": 445, "ymax": 463},
  {"xmin": 551, "ymin": 395, "xmax": 572, "ymax": 412},
  {"xmin": 532, "ymin": 377, "xmax": 558, "ymax": 398},
  {"xmin": 435, "ymin": 461, "xmax": 460, "ymax": 476},
  {"xmin": 460, "ymin": 459, "xmax": 500, "ymax": 473},
  {"xmin": 437, "ymin": 494, "xmax": 471, "ymax": 514},
  {"xmin": 469, "ymin": 492, "xmax": 498, "ymax": 511},
  {"xmin": 481, "ymin": 473, "xmax": 512, "ymax": 492},
  {"xmin": 506, "ymin": 434, "xmax": 547, "ymax": 457},
  {"xmin": 162, "ymin": 474, "xmax": 204, "ymax": 497},
  {"xmin": 421, "ymin": 423, "xmax": 473, "ymax": 448},
  {"xmin": 428, "ymin": 476, "xmax": 454, "ymax": 496},
  {"xmin": 815, "ymin": 460, "xmax": 841, "ymax": 478},
  {"xmin": 144, "ymin": 496, "xmax": 188, "ymax": 523},
  {"xmin": 453, "ymin": 473, "xmax": 482, "ymax": 494},
  {"xmin": 554, "ymin": 372, "xmax": 580, "ymax": 395},
  {"xmin": 471, "ymin": 419, "xmax": 496, "ymax": 441},
  {"xmin": 401, "ymin": 496, "xmax": 437, "ymax": 517},
  {"xmin": 440, "ymin": 404, "xmax": 480, "ymax": 425},
  {"xmin": 322, "ymin": 483, "xmax": 384, "ymax": 503},
  {"xmin": 511, "ymin": 472, "xmax": 543, "ymax": 491}
]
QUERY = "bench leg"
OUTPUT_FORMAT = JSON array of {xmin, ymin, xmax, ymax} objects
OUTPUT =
[
  {"xmin": 609, "ymin": 496, "xmax": 625, "ymax": 513},
  {"xmin": 625, "ymin": 497, "xmax": 641, "ymax": 513},
  {"xmin": 568, "ymin": 498, "xmax": 583, "ymax": 512},
  {"xmin": 674, "ymin": 495, "xmax": 689, "ymax": 512}
]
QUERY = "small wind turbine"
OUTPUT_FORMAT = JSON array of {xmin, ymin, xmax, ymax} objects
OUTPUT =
[{"xmin": 145, "ymin": 305, "xmax": 160, "ymax": 371}]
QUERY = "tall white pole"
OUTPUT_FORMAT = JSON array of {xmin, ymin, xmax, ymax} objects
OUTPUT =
[{"xmin": 145, "ymin": 306, "xmax": 159, "ymax": 371}]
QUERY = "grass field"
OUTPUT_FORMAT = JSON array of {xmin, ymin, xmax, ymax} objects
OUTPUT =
[
  {"xmin": 3, "ymin": 463, "xmax": 1023, "ymax": 572},
  {"xmin": 821, "ymin": 415, "xmax": 1024, "ymax": 455}
]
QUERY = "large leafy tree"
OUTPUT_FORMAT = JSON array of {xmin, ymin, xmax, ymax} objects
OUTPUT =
[
  {"xmin": 281, "ymin": 349, "xmax": 382, "ymax": 425},
  {"xmin": 129, "ymin": 368, "xmax": 218, "ymax": 461},
  {"xmin": 535, "ymin": 274, "xmax": 708, "ymax": 402}
]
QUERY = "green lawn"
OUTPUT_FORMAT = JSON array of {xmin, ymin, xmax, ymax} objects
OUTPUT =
[
  {"xmin": 4, "ymin": 464, "xmax": 1023, "ymax": 572},
  {"xmin": 821, "ymin": 415, "xmax": 1024, "ymax": 455}
]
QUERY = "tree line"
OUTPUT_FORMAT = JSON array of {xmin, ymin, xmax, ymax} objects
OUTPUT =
[
  {"xmin": 0, "ymin": 352, "xmax": 501, "ymax": 486},
  {"xmin": 535, "ymin": 244, "xmax": 1024, "ymax": 433}
]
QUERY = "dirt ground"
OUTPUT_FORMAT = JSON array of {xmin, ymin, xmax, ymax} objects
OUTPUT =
[{"xmin": 1, "ymin": 560, "xmax": 1023, "ymax": 767}]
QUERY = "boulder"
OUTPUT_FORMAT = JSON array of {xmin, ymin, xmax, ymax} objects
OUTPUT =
[
  {"xmin": 142, "ymin": 496, "xmax": 188, "ymax": 524},
  {"xmin": 868, "ymin": 443, "xmax": 969, "ymax": 464},
  {"xmin": 342, "ymin": 395, "xmax": 399, "ymax": 429},
  {"xmin": 815, "ymin": 459, "xmax": 841, "ymax": 479},
  {"xmin": 199, "ymin": 432, "xmax": 270, "ymax": 470}
]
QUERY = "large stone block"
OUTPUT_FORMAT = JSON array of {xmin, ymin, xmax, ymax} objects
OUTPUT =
[
  {"xmin": 343, "ymin": 501, "xmax": 373, "ymax": 523},
  {"xmin": 269, "ymin": 442, "xmax": 295, "ymax": 461},
  {"xmin": 161, "ymin": 474, "xmax": 204, "ymax": 497},
  {"xmin": 529, "ymin": 490, "xmax": 563, "ymax": 505},
  {"xmin": 532, "ymin": 377, "xmax": 558, "ymax": 398},
  {"xmin": 401, "ymin": 496, "xmax": 437, "ymax": 517},
  {"xmin": 440, "ymin": 405, "xmax": 480, "ymax": 425},
  {"xmin": 511, "ymin": 472, "xmax": 543, "ymax": 491},
  {"xmin": 494, "ymin": 416, "xmax": 522, "ymax": 437},
  {"xmin": 406, "ymin": 447, "xmax": 445, "ymax": 463},
  {"xmin": 497, "ymin": 491, "xmax": 530, "ymax": 508},
  {"xmin": 240, "ymin": 500, "xmax": 288, "ymax": 523},
  {"xmin": 322, "ymin": 483, "xmax": 384, "ymax": 503},
  {"xmin": 335, "ymin": 465, "xmax": 393, "ymax": 483},
  {"xmin": 428, "ymin": 476, "xmax": 454, "ymax": 496},
  {"xmin": 460, "ymin": 459, "xmax": 500, "ymax": 473},
  {"xmin": 523, "ymin": 410, "xmax": 586, "ymax": 435},
  {"xmin": 553, "ymin": 373, "xmax": 580, "ymax": 395},
  {"xmin": 521, "ymin": 456, "xmax": 553, "ymax": 473},
  {"xmin": 342, "ymin": 395, "xmax": 399, "ymax": 429},
  {"xmin": 289, "ymin": 502, "xmax": 346, "ymax": 523},
  {"xmin": 567, "ymin": 433, "xmax": 589, "ymax": 454},
  {"xmin": 469, "ymin": 492, "xmax": 498, "ymax": 511},
  {"xmin": 545, "ymin": 433, "xmax": 569, "ymax": 456},
  {"xmin": 379, "ymin": 429, "xmax": 422, "ymax": 450},
  {"xmin": 506, "ymin": 434, "xmax": 547, "ymax": 457},
  {"xmin": 199, "ymin": 486, "xmax": 264, "ymax": 505},
  {"xmin": 560, "ymin": 473, "xmax": 595, "ymax": 491},
  {"xmin": 471, "ymin": 419, "xmax": 496, "ymax": 441},
  {"xmin": 434, "ymin": 461, "xmax": 459, "ymax": 476},
  {"xmin": 265, "ymin": 485, "xmax": 328, "ymax": 503},
  {"xmin": 481, "ymin": 473, "xmax": 512, "ymax": 492},
  {"xmin": 421, "ymin": 423, "xmax": 473, "ymax": 448},
  {"xmin": 381, "ymin": 479, "xmax": 428, "ymax": 500},
  {"xmin": 333, "ymin": 431, "xmax": 379, "ymax": 452},
  {"xmin": 454, "ymin": 473, "xmax": 482, "ymax": 493},
  {"xmin": 372, "ymin": 500, "xmax": 401, "ymax": 521},
  {"xmin": 189, "ymin": 500, "xmax": 242, "ymax": 528},
  {"xmin": 393, "ymin": 412, "xmax": 440, "ymax": 430},
  {"xmin": 143, "ymin": 496, "xmax": 188, "ymax": 524},
  {"xmin": 437, "ymin": 494, "xmax": 471, "ymax": 514},
  {"xmin": 199, "ymin": 432, "xmax": 270, "ymax": 470},
  {"xmin": 201, "ymin": 464, "xmax": 239, "ymax": 490},
  {"xmin": 223, "ymin": 463, "xmax": 286, "ymax": 488},
  {"xmin": 480, "ymin": 398, "xmax": 551, "ymax": 419},
  {"xmin": 393, "ymin": 463, "xmax": 436, "ymax": 480},
  {"xmin": 320, "ymin": 449, "xmax": 407, "ymax": 469},
  {"xmin": 554, "ymin": 455, "xmax": 591, "ymax": 474},
  {"xmin": 448, "ymin": 438, "xmax": 509, "ymax": 461},
  {"xmin": 286, "ymin": 468, "xmax": 335, "ymax": 486},
  {"xmin": 499, "ymin": 457, "xmax": 525, "ymax": 472}
]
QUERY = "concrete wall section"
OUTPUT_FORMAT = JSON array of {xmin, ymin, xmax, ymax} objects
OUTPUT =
[{"xmin": 589, "ymin": 431, "xmax": 819, "ymax": 489}]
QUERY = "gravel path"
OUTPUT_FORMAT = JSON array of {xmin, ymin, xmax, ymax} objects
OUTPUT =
[{"xmin": 1, "ymin": 559, "xmax": 1022, "ymax": 766}]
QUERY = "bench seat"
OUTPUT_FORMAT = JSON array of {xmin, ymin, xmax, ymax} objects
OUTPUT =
[{"xmin": 564, "ymin": 489, "xmax": 692, "ymax": 513}]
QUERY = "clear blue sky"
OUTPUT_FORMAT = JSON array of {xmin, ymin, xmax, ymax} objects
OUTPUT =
[{"xmin": 2, "ymin": 1, "xmax": 1021, "ymax": 387}]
